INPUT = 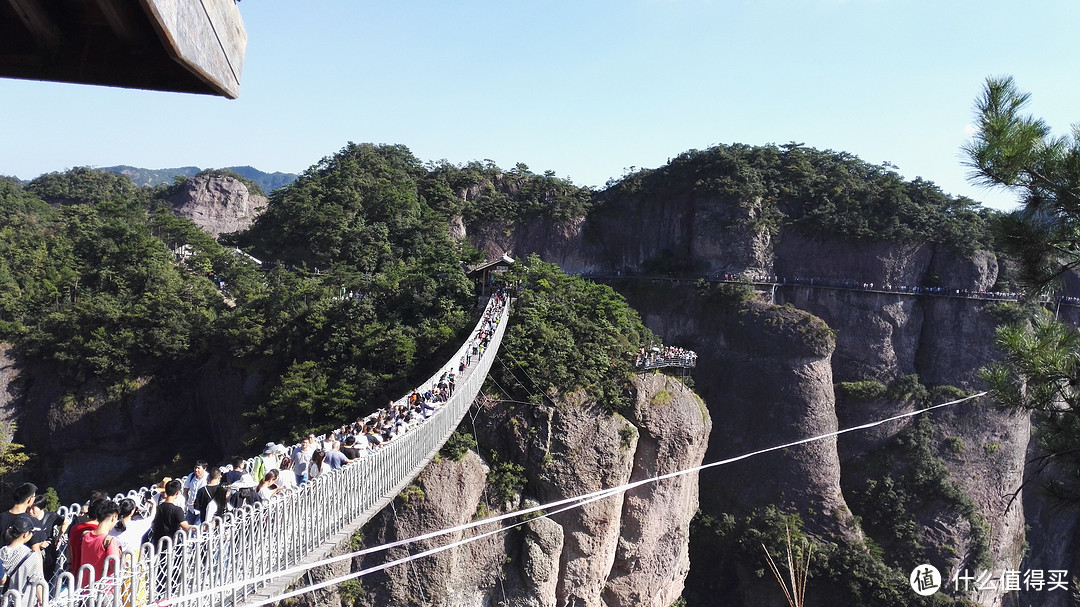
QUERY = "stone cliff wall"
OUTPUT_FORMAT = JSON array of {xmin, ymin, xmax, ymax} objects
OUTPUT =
[
  {"xmin": 463, "ymin": 192, "xmax": 776, "ymax": 277},
  {"xmin": 0, "ymin": 349, "xmax": 260, "ymax": 497},
  {"xmin": 168, "ymin": 174, "xmax": 267, "ymax": 238},
  {"xmin": 606, "ymin": 281, "xmax": 1033, "ymax": 607},
  {"xmin": 349, "ymin": 373, "xmax": 710, "ymax": 607}
]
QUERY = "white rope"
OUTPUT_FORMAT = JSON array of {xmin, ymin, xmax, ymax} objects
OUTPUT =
[{"xmin": 164, "ymin": 390, "xmax": 987, "ymax": 606}]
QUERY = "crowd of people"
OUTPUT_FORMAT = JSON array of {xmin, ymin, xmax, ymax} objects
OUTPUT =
[
  {"xmin": 0, "ymin": 291, "xmax": 509, "ymax": 605},
  {"xmin": 710, "ymin": 272, "xmax": 1080, "ymax": 305},
  {"xmin": 634, "ymin": 345, "xmax": 697, "ymax": 369},
  {"xmin": 715, "ymin": 272, "xmax": 1029, "ymax": 299}
]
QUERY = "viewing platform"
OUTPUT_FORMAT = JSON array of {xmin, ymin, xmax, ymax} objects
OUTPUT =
[{"xmin": 635, "ymin": 346, "xmax": 697, "ymax": 372}]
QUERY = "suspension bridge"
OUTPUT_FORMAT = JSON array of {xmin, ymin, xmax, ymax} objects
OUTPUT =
[{"xmin": 16, "ymin": 295, "xmax": 510, "ymax": 607}]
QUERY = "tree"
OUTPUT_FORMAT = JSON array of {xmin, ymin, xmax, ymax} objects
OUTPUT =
[
  {"xmin": 962, "ymin": 75, "xmax": 1080, "ymax": 292},
  {"xmin": 0, "ymin": 422, "xmax": 30, "ymax": 497},
  {"xmin": 967, "ymin": 76, "xmax": 1080, "ymax": 506}
]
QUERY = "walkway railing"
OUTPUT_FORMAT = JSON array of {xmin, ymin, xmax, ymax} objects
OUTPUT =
[
  {"xmin": 635, "ymin": 354, "xmax": 697, "ymax": 371},
  {"xmin": 16, "ymin": 296, "xmax": 510, "ymax": 607}
]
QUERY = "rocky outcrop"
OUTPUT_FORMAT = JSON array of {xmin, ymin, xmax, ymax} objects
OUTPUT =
[
  {"xmin": 352, "ymin": 373, "xmax": 711, "ymax": 607},
  {"xmin": 608, "ymin": 279, "xmax": 1034, "ymax": 606},
  {"xmin": 618, "ymin": 290, "xmax": 857, "ymax": 538},
  {"xmin": 464, "ymin": 191, "xmax": 777, "ymax": 277},
  {"xmin": 466, "ymin": 216, "xmax": 602, "ymax": 276},
  {"xmin": 167, "ymin": 175, "xmax": 267, "ymax": 238},
  {"xmin": 604, "ymin": 375, "xmax": 710, "ymax": 607}
]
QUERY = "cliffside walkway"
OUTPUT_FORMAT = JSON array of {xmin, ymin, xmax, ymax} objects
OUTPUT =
[
  {"xmin": 26, "ymin": 296, "xmax": 511, "ymax": 607},
  {"xmin": 587, "ymin": 272, "xmax": 1080, "ymax": 306}
]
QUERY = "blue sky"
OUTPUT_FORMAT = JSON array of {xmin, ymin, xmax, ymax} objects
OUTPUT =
[{"xmin": 2, "ymin": 0, "xmax": 1078, "ymax": 210}]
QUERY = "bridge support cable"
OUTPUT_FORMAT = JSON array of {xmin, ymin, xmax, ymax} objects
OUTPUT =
[{"xmin": 31, "ymin": 296, "xmax": 510, "ymax": 607}]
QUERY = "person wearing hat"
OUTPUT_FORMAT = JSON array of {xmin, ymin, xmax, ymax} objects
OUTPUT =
[
  {"xmin": 252, "ymin": 443, "xmax": 279, "ymax": 486},
  {"xmin": 0, "ymin": 517, "xmax": 45, "ymax": 605}
]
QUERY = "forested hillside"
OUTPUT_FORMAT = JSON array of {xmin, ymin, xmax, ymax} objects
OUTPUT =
[
  {"xmin": 0, "ymin": 145, "xmax": 502, "ymax": 488},
  {"xmin": 601, "ymin": 143, "xmax": 996, "ymax": 254}
]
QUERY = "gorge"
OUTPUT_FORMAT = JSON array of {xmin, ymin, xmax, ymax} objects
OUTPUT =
[{"xmin": 0, "ymin": 143, "xmax": 1076, "ymax": 606}]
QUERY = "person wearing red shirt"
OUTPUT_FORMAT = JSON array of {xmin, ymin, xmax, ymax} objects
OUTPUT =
[
  {"xmin": 79, "ymin": 500, "xmax": 121, "ymax": 588},
  {"xmin": 67, "ymin": 497, "xmax": 108, "ymax": 576}
]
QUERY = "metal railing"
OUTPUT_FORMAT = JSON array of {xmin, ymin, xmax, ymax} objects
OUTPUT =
[
  {"xmin": 635, "ymin": 354, "xmax": 697, "ymax": 371},
  {"xmin": 11, "ymin": 296, "xmax": 510, "ymax": 607}
]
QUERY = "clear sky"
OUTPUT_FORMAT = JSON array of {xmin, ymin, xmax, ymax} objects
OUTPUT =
[{"xmin": 2, "ymin": 0, "xmax": 1078, "ymax": 210}]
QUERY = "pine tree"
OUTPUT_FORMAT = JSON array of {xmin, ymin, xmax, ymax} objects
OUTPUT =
[{"xmin": 968, "ymin": 76, "xmax": 1080, "ymax": 506}]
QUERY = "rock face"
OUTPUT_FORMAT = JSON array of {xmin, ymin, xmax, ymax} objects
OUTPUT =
[
  {"xmin": 167, "ymin": 174, "xmax": 267, "ymax": 238},
  {"xmin": 464, "ymin": 192, "xmax": 775, "ymax": 277},
  {"xmin": 0, "ymin": 349, "xmax": 259, "ymax": 497},
  {"xmin": 613, "ymin": 279, "xmax": 1038, "ymax": 606},
  {"xmin": 614, "ymin": 291, "xmax": 858, "ymax": 540},
  {"xmin": 604, "ymin": 375, "xmax": 711, "ymax": 607},
  {"xmin": 466, "ymin": 176, "xmax": 1038, "ymax": 605},
  {"xmin": 352, "ymin": 374, "xmax": 711, "ymax": 607}
]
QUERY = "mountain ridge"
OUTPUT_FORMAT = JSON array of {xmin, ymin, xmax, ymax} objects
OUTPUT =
[{"xmin": 99, "ymin": 164, "xmax": 298, "ymax": 193}]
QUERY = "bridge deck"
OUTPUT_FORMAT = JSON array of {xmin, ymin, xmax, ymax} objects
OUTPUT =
[{"xmin": 29, "ymin": 296, "xmax": 510, "ymax": 607}]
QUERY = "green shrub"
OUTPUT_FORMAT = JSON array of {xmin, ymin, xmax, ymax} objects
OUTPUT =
[
  {"xmin": 488, "ymin": 461, "xmax": 527, "ymax": 505},
  {"xmin": 397, "ymin": 484, "xmax": 425, "ymax": 505},
  {"xmin": 945, "ymin": 437, "xmax": 965, "ymax": 454},
  {"xmin": 836, "ymin": 380, "xmax": 888, "ymax": 402},
  {"xmin": 650, "ymin": 390, "xmax": 675, "ymax": 406},
  {"xmin": 885, "ymin": 374, "xmax": 930, "ymax": 404},
  {"xmin": 929, "ymin": 385, "xmax": 971, "ymax": 403},
  {"xmin": 440, "ymin": 430, "xmax": 477, "ymax": 462}
]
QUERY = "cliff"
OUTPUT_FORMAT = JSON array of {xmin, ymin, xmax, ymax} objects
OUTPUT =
[
  {"xmin": 347, "ymin": 373, "xmax": 711, "ymax": 607},
  {"xmin": 167, "ymin": 174, "xmax": 267, "ymax": 238},
  {"xmin": 0, "ymin": 349, "xmax": 260, "ymax": 495},
  {"xmin": 460, "ymin": 175, "xmax": 1048, "ymax": 605}
]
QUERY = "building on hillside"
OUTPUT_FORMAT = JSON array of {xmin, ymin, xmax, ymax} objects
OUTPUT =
[{"xmin": 467, "ymin": 254, "xmax": 515, "ymax": 297}]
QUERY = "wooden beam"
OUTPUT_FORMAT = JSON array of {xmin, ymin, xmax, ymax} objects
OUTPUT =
[
  {"xmin": 94, "ymin": 0, "xmax": 148, "ymax": 47},
  {"xmin": 6, "ymin": 0, "xmax": 63, "ymax": 52}
]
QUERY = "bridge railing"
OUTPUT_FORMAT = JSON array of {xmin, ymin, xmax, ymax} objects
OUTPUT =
[
  {"xmin": 16, "ymin": 296, "xmax": 510, "ymax": 607},
  {"xmin": 635, "ymin": 354, "xmax": 697, "ymax": 371}
]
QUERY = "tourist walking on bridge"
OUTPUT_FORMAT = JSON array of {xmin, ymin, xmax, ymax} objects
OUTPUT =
[
  {"xmin": 181, "ymin": 461, "xmax": 208, "ymax": 524},
  {"xmin": 79, "ymin": 500, "xmax": 120, "ymax": 588},
  {"xmin": 151, "ymin": 481, "xmax": 192, "ymax": 545},
  {"xmin": 0, "ymin": 517, "xmax": 46, "ymax": 606}
]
